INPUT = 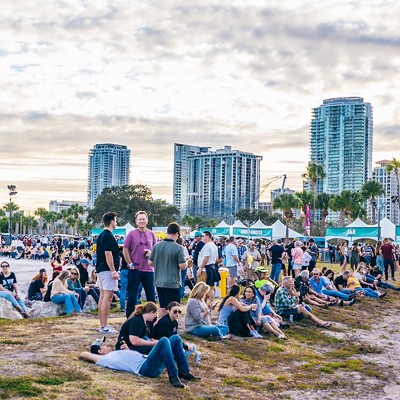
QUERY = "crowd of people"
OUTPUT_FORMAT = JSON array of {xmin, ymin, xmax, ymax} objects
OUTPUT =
[{"xmin": 1, "ymin": 212, "xmax": 400, "ymax": 388}]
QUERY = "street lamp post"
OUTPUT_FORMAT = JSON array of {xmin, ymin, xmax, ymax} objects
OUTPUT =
[
  {"xmin": 7, "ymin": 184, "xmax": 17, "ymax": 245},
  {"xmin": 376, "ymin": 201, "xmax": 386, "ymax": 242}
]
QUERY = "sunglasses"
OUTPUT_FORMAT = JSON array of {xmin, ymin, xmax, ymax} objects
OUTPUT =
[
  {"xmin": 171, "ymin": 309, "xmax": 182, "ymax": 314},
  {"xmin": 1, "ymin": 265, "xmax": 9, "ymax": 268},
  {"xmin": 313, "ymin": 273, "xmax": 319, "ymax": 276},
  {"xmin": 70, "ymin": 272, "xmax": 78, "ymax": 275}
]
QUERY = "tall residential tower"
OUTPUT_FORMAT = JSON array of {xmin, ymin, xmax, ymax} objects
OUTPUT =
[
  {"xmin": 310, "ymin": 97, "xmax": 373, "ymax": 195},
  {"xmin": 174, "ymin": 144, "xmax": 262, "ymax": 220},
  {"xmin": 88, "ymin": 143, "xmax": 130, "ymax": 208}
]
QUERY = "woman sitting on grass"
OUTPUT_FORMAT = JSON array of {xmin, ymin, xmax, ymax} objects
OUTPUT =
[
  {"xmin": 240, "ymin": 285, "xmax": 286, "ymax": 339},
  {"xmin": 347, "ymin": 269, "xmax": 386, "ymax": 299},
  {"xmin": 117, "ymin": 301, "xmax": 158, "ymax": 354},
  {"xmin": 27, "ymin": 268, "xmax": 48, "ymax": 301},
  {"xmin": 51, "ymin": 270, "xmax": 82, "ymax": 315},
  {"xmin": 0, "ymin": 261, "xmax": 31, "ymax": 317},
  {"xmin": 185, "ymin": 282, "xmax": 229, "ymax": 339},
  {"xmin": 217, "ymin": 284, "xmax": 258, "ymax": 337},
  {"xmin": 153, "ymin": 301, "xmax": 199, "ymax": 361}
]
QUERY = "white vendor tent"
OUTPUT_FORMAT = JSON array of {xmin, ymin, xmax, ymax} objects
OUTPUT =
[
  {"xmin": 269, "ymin": 220, "xmax": 302, "ymax": 240},
  {"xmin": 250, "ymin": 219, "xmax": 269, "ymax": 229}
]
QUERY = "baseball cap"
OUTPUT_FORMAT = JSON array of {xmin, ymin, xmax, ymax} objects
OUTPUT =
[
  {"xmin": 90, "ymin": 336, "xmax": 106, "ymax": 354},
  {"xmin": 277, "ymin": 239, "xmax": 282, "ymax": 244},
  {"xmin": 194, "ymin": 231, "xmax": 202, "ymax": 237},
  {"xmin": 80, "ymin": 259, "xmax": 90, "ymax": 265},
  {"xmin": 39, "ymin": 268, "xmax": 46, "ymax": 273}
]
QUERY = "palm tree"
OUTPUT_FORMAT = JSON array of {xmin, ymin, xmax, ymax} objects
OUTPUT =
[
  {"xmin": 273, "ymin": 193, "xmax": 302, "ymax": 243},
  {"xmin": 386, "ymin": 157, "xmax": 400, "ymax": 223},
  {"xmin": 43, "ymin": 211, "xmax": 59, "ymax": 235},
  {"xmin": 330, "ymin": 190, "xmax": 364, "ymax": 226},
  {"xmin": 34, "ymin": 207, "xmax": 48, "ymax": 235},
  {"xmin": 360, "ymin": 180, "xmax": 385, "ymax": 224},
  {"xmin": 295, "ymin": 191, "xmax": 313, "ymax": 233},
  {"xmin": 68, "ymin": 204, "xmax": 86, "ymax": 235},
  {"xmin": 181, "ymin": 215, "xmax": 203, "ymax": 230},
  {"xmin": 24, "ymin": 216, "xmax": 37, "ymax": 235},
  {"xmin": 58, "ymin": 209, "xmax": 70, "ymax": 234},
  {"xmin": 316, "ymin": 193, "xmax": 332, "ymax": 235},
  {"xmin": 302, "ymin": 162, "xmax": 325, "ymax": 234}
]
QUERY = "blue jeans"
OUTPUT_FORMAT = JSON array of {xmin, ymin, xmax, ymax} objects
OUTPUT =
[
  {"xmin": 0, "ymin": 291, "xmax": 26, "ymax": 311},
  {"xmin": 376, "ymin": 255, "xmax": 384, "ymax": 272},
  {"xmin": 180, "ymin": 268, "xmax": 187, "ymax": 299},
  {"xmin": 126, "ymin": 269, "xmax": 155, "ymax": 318},
  {"xmin": 190, "ymin": 324, "xmax": 229, "ymax": 338},
  {"xmin": 119, "ymin": 269, "xmax": 129, "ymax": 310},
  {"xmin": 354, "ymin": 287, "xmax": 379, "ymax": 299},
  {"xmin": 322, "ymin": 289, "xmax": 351, "ymax": 301},
  {"xmin": 270, "ymin": 263, "xmax": 282, "ymax": 283},
  {"xmin": 52, "ymin": 293, "xmax": 82, "ymax": 315},
  {"xmin": 139, "ymin": 336, "xmax": 189, "ymax": 379}
]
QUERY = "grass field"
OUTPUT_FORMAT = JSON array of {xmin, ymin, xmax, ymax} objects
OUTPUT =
[{"xmin": 1, "ymin": 265, "xmax": 400, "ymax": 400}]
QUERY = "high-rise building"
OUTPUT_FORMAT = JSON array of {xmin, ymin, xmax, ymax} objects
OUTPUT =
[
  {"xmin": 173, "ymin": 144, "xmax": 210, "ymax": 216},
  {"xmin": 372, "ymin": 160, "xmax": 399, "ymax": 223},
  {"xmin": 175, "ymin": 145, "xmax": 262, "ymax": 219},
  {"xmin": 49, "ymin": 200, "xmax": 87, "ymax": 213},
  {"xmin": 88, "ymin": 144, "xmax": 130, "ymax": 208},
  {"xmin": 309, "ymin": 97, "xmax": 373, "ymax": 195}
]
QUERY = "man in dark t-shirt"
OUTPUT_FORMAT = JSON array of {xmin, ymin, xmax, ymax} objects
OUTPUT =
[
  {"xmin": 334, "ymin": 272, "xmax": 348, "ymax": 290},
  {"xmin": 380, "ymin": 238, "xmax": 395, "ymax": 281},
  {"xmin": 268, "ymin": 239, "xmax": 285, "ymax": 283},
  {"xmin": 96, "ymin": 212, "xmax": 120, "ymax": 334}
]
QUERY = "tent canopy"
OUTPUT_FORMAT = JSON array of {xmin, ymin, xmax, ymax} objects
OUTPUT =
[
  {"xmin": 216, "ymin": 220, "xmax": 230, "ymax": 228},
  {"xmin": 250, "ymin": 219, "xmax": 268, "ymax": 229},
  {"xmin": 231, "ymin": 220, "xmax": 247, "ymax": 228},
  {"xmin": 269, "ymin": 220, "xmax": 302, "ymax": 240}
]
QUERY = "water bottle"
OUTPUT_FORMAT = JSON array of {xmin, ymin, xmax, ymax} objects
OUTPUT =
[
  {"xmin": 289, "ymin": 314, "xmax": 294, "ymax": 323},
  {"xmin": 195, "ymin": 352, "xmax": 202, "ymax": 365}
]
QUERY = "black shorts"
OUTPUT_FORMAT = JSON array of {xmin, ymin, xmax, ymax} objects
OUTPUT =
[{"xmin": 156, "ymin": 287, "xmax": 180, "ymax": 308}]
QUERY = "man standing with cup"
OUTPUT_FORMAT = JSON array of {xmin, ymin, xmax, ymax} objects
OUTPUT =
[{"xmin": 123, "ymin": 211, "xmax": 158, "ymax": 318}]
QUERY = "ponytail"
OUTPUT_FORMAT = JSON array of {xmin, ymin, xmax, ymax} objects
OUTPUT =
[{"xmin": 130, "ymin": 301, "xmax": 158, "ymax": 318}]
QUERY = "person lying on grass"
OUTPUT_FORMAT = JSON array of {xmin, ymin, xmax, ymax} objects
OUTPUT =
[
  {"xmin": 80, "ymin": 335, "xmax": 200, "ymax": 389},
  {"xmin": 274, "ymin": 276, "xmax": 333, "ymax": 329}
]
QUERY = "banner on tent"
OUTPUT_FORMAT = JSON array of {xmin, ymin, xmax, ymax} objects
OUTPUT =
[
  {"xmin": 232, "ymin": 227, "xmax": 272, "ymax": 238},
  {"xmin": 326, "ymin": 227, "xmax": 379, "ymax": 238},
  {"xmin": 200, "ymin": 227, "xmax": 230, "ymax": 236},
  {"xmin": 396, "ymin": 226, "xmax": 400, "ymax": 237}
]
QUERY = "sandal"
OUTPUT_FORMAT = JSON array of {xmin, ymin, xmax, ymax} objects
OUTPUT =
[{"xmin": 339, "ymin": 300, "xmax": 344, "ymax": 307}]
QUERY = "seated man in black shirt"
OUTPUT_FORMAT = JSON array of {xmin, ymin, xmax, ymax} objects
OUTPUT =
[
  {"xmin": 334, "ymin": 271, "xmax": 356, "ymax": 298},
  {"xmin": 153, "ymin": 301, "xmax": 200, "ymax": 363}
]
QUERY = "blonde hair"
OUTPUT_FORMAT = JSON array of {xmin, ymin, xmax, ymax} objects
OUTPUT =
[
  {"xmin": 58, "ymin": 270, "xmax": 70, "ymax": 283},
  {"xmin": 189, "ymin": 282, "xmax": 210, "ymax": 300},
  {"xmin": 69, "ymin": 268, "xmax": 80, "ymax": 280}
]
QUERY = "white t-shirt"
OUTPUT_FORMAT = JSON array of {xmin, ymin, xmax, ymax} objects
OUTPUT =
[
  {"xmin": 198, "ymin": 241, "xmax": 218, "ymax": 268},
  {"xmin": 225, "ymin": 243, "xmax": 239, "ymax": 267},
  {"xmin": 96, "ymin": 350, "xmax": 146, "ymax": 375}
]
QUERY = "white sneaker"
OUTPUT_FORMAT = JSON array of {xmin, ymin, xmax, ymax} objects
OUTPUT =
[{"xmin": 99, "ymin": 326, "xmax": 118, "ymax": 334}]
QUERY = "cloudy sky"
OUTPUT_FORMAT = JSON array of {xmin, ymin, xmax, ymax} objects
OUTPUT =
[{"xmin": 1, "ymin": 0, "xmax": 399, "ymax": 213}]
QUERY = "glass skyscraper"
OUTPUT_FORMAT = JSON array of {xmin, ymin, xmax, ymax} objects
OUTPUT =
[
  {"xmin": 310, "ymin": 97, "xmax": 373, "ymax": 195},
  {"xmin": 174, "ymin": 144, "xmax": 262, "ymax": 219},
  {"xmin": 87, "ymin": 143, "xmax": 130, "ymax": 208}
]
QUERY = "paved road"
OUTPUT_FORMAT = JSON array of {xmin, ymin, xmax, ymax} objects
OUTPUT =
[{"xmin": 0, "ymin": 257, "xmax": 76, "ymax": 294}]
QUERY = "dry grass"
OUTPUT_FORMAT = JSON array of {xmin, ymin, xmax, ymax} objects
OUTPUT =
[{"xmin": 1, "ymin": 264, "xmax": 400, "ymax": 399}]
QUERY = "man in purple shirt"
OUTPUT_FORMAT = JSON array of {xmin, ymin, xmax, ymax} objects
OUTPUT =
[{"xmin": 123, "ymin": 211, "xmax": 158, "ymax": 318}]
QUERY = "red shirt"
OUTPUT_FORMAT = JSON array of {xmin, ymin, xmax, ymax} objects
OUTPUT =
[{"xmin": 381, "ymin": 243, "xmax": 394, "ymax": 260}]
